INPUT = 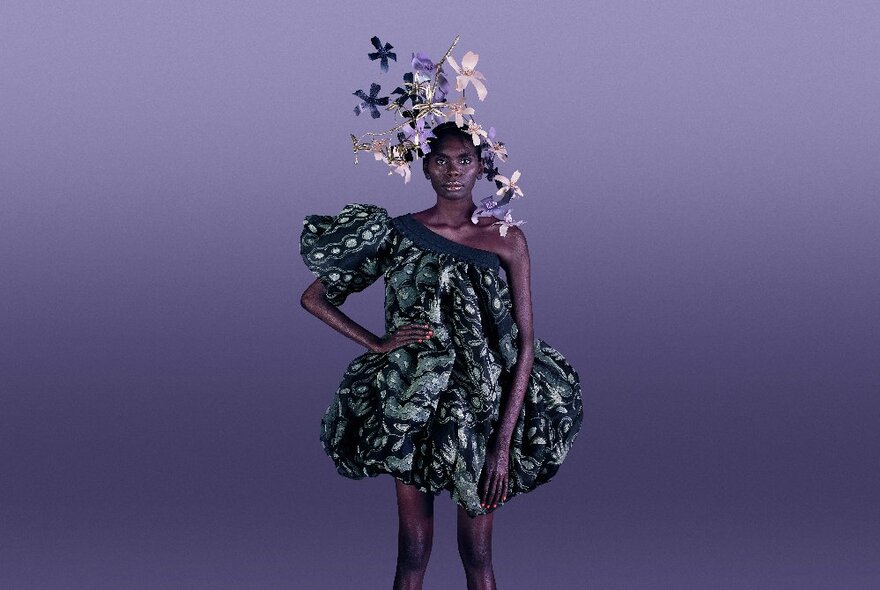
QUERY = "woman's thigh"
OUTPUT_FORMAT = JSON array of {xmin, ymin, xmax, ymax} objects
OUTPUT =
[{"xmin": 395, "ymin": 479, "xmax": 434, "ymax": 527}]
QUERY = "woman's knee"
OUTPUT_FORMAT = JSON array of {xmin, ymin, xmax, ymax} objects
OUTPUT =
[
  {"xmin": 457, "ymin": 506, "xmax": 494, "ymax": 570},
  {"xmin": 397, "ymin": 526, "xmax": 434, "ymax": 571},
  {"xmin": 457, "ymin": 535, "xmax": 493, "ymax": 570}
]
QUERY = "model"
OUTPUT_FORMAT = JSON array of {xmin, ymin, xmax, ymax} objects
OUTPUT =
[{"xmin": 300, "ymin": 36, "xmax": 583, "ymax": 590}]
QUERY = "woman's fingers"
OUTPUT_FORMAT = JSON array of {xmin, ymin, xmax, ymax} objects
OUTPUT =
[
  {"xmin": 404, "ymin": 323, "xmax": 432, "ymax": 335},
  {"xmin": 392, "ymin": 326, "xmax": 420, "ymax": 336},
  {"xmin": 392, "ymin": 325, "xmax": 431, "ymax": 337},
  {"xmin": 398, "ymin": 323, "xmax": 431, "ymax": 331},
  {"xmin": 411, "ymin": 323, "xmax": 433, "ymax": 341},
  {"xmin": 390, "ymin": 324, "xmax": 433, "ymax": 346},
  {"xmin": 486, "ymin": 473, "xmax": 499, "ymax": 508}
]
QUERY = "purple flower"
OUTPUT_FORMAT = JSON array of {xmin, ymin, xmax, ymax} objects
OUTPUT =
[
  {"xmin": 403, "ymin": 118, "xmax": 430, "ymax": 154},
  {"xmin": 411, "ymin": 52, "xmax": 450, "ymax": 101},
  {"xmin": 411, "ymin": 52, "xmax": 434, "ymax": 72},
  {"xmin": 492, "ymin": 209, "xmax": 525, "ymax": 237}
]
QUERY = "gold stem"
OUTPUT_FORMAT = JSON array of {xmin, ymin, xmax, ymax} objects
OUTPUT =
[
  {"xmin": 428, "ymin": 35, "xmax": 460, "ymax": 103},
  {"xmin": 352, "ymin": 36, "xmax": 462, "ymax": 162}
]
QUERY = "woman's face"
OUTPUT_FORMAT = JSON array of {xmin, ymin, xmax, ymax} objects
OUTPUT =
[{"xmin": 423, "ymin": 135, "xmax": 482, "ymax": 199}]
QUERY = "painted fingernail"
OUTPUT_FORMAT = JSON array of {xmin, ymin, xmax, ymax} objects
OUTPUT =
[{"xmin": 493, "ymin": 504, "xmax": 497, "ymax": 508}]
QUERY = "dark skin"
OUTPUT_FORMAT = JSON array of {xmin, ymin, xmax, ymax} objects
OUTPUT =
[{"xmin": 301, "ymin": 134, "xmax": 535, "ymax": 590}]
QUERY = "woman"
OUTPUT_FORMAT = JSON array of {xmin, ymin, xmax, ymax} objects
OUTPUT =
[{"xmin": 300, "ymin": 122, "xmax": 583, "ymax": 589}]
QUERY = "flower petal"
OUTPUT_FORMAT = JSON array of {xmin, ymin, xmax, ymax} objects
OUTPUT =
[
  {"xmin": 446, "ymin": 55, "xmax": 461, "ymax": 75},
  {"xmin": 471, "ymin": 77, "xmax": 488, "ymax": 101},
  {"xmin": 462, "ymin": 51, "xmax": 479, "ymax": 71}
]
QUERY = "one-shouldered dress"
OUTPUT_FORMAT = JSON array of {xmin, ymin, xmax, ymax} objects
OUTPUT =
[{"xmin": 300, "ymin": 202, "xmax": 583, "ymax": 517}]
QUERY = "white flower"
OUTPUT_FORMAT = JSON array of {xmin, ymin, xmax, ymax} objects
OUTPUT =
[
  {"xmin": 370, "ymin": 138, "xmax": 389, "ymax": 161},
  {"xmin": 489, "ymin": 141, "xmax": 508, "ymax": 162},
  {"xmin": 446, "ymin": 96, "xmax": 474, "ymax": 128},
  {"xmin": 492, "ymin": 210, "xmax": 526, "ymax": 237},
  {"xmin": 447, "ymin": 51, "xmax": 488, "ymax": 101},
  {"xmin": 389, "ymin": 159, "xmax": 411, "ymax": 183},
  {"xmin": 465, "ymin": 120, "xmax": 488, "ymax": 146},
  {"xmin": 494, "ymin": 170, "xmax": 523, "ymax": 197}
]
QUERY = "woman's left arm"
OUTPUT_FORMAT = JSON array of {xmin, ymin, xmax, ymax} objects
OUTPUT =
[
  {"xmin": 480, "ymin": 226, "xmax": 535, "ymax": 509},
  {"xmin": 494, "ymin": 225, "xmax": 535, "ymax": 448}
]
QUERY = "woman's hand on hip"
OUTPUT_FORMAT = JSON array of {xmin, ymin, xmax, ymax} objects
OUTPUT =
[{"xmin": 371, "ymin": 323, "xmax": 433, "ymax": 354}]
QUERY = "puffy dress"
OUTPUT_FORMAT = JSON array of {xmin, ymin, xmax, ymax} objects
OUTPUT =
[{"xmin": 300, "ymin": 202, "xmax": 583, "ymax": 517}]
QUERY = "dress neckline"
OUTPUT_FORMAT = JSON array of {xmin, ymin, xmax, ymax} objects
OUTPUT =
[{"xmin": 392, "ymin": 213, "xmax": 501, "ymax": 271}]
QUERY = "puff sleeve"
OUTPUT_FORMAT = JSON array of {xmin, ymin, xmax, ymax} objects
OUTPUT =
[{"xmin": 300, "ymin": 203, "xmax": 393, "ymax": 307}]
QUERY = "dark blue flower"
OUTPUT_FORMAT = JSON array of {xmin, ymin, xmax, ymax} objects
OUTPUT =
[
  {"xmin": 353, "ymin": 83, "xmax": 389, "ymax": 119},
  {"xmin": 482, "ymin": 154, "xmax": 500, "ymax": 181},
  {"xmin": 368, "ymin": 36, "xmax": 397, "ymax": 73},
  {"xmin": 391, "ymin": 72, "xmax": 417, "ymax": 108}
]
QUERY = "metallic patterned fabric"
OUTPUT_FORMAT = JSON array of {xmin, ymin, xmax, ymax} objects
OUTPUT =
[{"xmin": 301, "ymin": 203, "xmax": 583, "ymax": 517}]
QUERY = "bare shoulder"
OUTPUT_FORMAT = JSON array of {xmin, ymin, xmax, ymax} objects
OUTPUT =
[{"xmin": 475, "ymin": 219, "xmax": 528, "ymax": 268}]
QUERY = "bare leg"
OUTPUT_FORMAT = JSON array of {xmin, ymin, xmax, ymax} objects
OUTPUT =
[
  {"xmin": 393, "ymin": 479, "xmax": 434, "ymax": 590},
  {"xmin": 457, "ymin": 504, "xmax": 496, "ymax": 590}
]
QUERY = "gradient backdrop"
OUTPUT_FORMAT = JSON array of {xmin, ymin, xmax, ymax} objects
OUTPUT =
[{"xmin": 2, "ymin": 1, "xmax": 878, "ymax": 588}]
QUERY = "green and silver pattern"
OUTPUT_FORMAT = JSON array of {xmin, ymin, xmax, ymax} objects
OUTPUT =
[{"xmin": 301, "ymin": 203, "xmax": 583, "ymax": 517}]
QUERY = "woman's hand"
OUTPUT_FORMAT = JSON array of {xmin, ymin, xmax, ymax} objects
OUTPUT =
[
  {"xmin": 371, "ymin": 323, "xmax": 433, "ymax": 354},
  {"xmin": 479, "ymin": 440, "xmax": 510, "ymax": 510}
]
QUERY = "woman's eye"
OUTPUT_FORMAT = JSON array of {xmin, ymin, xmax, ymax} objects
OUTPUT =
[{"xmin": 460, "ymin": 159, "xmax": 471, "ymax": 164}]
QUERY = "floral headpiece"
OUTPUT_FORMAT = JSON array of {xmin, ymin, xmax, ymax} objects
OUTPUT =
[{"xmin": 349, "ymin": 35, "xmax": 526, "ymax": 237}]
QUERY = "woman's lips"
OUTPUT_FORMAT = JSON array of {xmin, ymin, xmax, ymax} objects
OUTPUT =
[{"xmin": 444, "ymin": 182, "xmax": 463, "ymax": 190}]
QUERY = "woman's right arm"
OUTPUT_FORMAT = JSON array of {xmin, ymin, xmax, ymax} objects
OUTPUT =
[{"xmin": 300, "ymin": 279, "xmax": 432, "ymax": 354}]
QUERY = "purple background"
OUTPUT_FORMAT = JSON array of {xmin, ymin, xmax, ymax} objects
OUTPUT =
[{"xmin": 2, "ymin": 1, "xmax": 879, "ymax": 588}]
